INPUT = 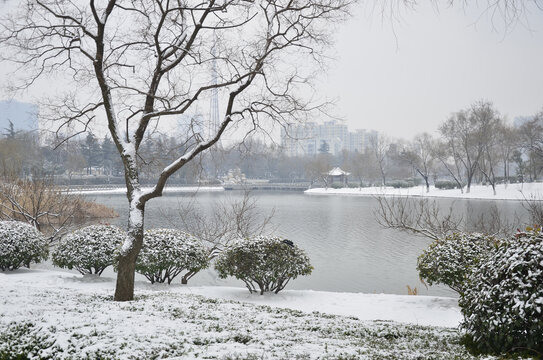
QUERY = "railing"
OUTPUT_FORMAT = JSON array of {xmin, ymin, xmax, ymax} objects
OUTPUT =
[{"xmin": 57, "ymin": 183, "xmax": 311, "ymax": 192}]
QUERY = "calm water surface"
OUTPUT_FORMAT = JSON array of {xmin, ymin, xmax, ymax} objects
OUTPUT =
[{"xmin": 89, "ymin": 191, "xmax": 524, "ymax": 297}]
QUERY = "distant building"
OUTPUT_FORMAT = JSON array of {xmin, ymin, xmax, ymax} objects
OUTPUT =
[
  {"xmin": 281, "ymin": 120, "xmax": 378, "ymax": 156},
  {"xmin": 327, "ymin": 167, "xmax": 350, "ymax": 185},
  {"xmin": 0, "ymin": 100, "xmax": 39, "ymax": 134}
]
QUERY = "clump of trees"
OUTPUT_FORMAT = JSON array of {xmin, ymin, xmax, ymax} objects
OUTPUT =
[
  {"xmin": 0, "ymin": 176, "xmax": 118, "ymax": 239},
  {"xmin": 376, "ymin": 193, "xmax": 543, "ymax": 357},
  {"xmin": 52, "ymin": 225, "xmax": 127, "ymax": 275},
  {"xmin": 215, "ymin": 236, "xmax": 313, "ymax": 294},
  {"xmin": 172, "ymin": 191, "xmax": 275, "ymax": 279},
  {"xmin": 135, "ymin": 229, "xmax": 208, "ymax": 285},
  {"xmin": 417, "ymin": 233, "xmax": 498, "ymax": 295},
  {"xmin": 0, "ymin": 221, "xmax": 48, "ymax": 271},
  {"xmin": 460, "ymin": 228, "xmax": 543, "ymax": 355}
]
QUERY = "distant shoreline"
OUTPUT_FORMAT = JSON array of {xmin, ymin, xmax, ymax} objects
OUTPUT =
[
  {"xmin": 68, "ymin": 186, "xmax": 225, "ymax": 195},
  {"xmin": 305, "ymin": 183, "xmax": 543, "ymax": 201}
]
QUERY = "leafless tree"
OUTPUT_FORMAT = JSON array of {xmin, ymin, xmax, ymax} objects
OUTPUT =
[
  {"xmin": 346, "ymin": 150, "xmax": 378, "ymax": 188},
  {"xmin": 369, "ymin": 133, "xmax": 390, "ymax": 186},
  {"xmin": 401, "ymin": 133, "xmax": 434, "ymax": 192},
  {"xmin": 439, "ymin": 101, "xmax": 500, "ymax": 194},
  {"xmin": 0, "ymin": 175, "xmax": 117, "ymax": 240},
  {"xmin": 304, "ymin": 153, "xmax": 331, "ymax": 188},
  {"xmin": 518, "ymin": 110, "xmax": 543, "ymax": 181},
  {"xmin": 495, "ymin": 122, "xmax": 519, "ymax": 186},
  {"xmin": 167, "ymin": 190, "xmax": 274, "ymax": 284},
  {"xmin": 432, "ymin": 139, "xmax": 465, "ymax": 192},
  {"xmin": 477, "ymin": 113, "xmax": 502, "ymax": 196},
  {"xmin": 1, "ymin": 0, "xmax": 350, "ymax": 300},
  {"xmin": 374, "ymin": 195, "xmax": 517, "ymax": 240}
]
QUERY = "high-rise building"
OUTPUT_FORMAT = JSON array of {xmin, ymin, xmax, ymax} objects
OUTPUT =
[{"xmin": 281, "ymin": 120, "xmax": 377, "ymax": 156}]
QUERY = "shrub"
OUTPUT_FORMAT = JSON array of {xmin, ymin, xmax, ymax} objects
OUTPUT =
[
  {"xmin": 459, "ymin": 228, "xmax": 543, "ymax": 355},
  {"xmin": 0, "ymin": 221, "xmax": 48, "ymax": 271},
  {"xmin": 417, "ymin": 232, "xmax": 498, "ymax": 295},
  {"xmin": 434, "ymin": 180, "xmax": 459, "ymax": 190},
  {"xmin": 52, "ymin": 225, "xmax": 127, "ymax": 275},
  {"xmin": 386, "ymin": 180, "xmax": 413, "ymax": 188},
  {"xmin": 331, "ymin": 183, "xmax": 344, "ymax": 189},
  {"xmin": 215, "ymin": 236, "xmax": 313, "ymax": 294},
  {"xmin": 135, "ymin": 228, "xmax": 208, "ymax": 284}
]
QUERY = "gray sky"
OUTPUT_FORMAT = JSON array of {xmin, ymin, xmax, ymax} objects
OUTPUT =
[
  {"xmin": 1, "ymin": 1, "xmax": 543, "ymax": 141},
  {"xmin": 321, "ymin": 1, "xmax": 543, "ymax": 139}
]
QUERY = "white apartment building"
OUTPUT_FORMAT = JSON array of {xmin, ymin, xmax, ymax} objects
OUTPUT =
[{"xmin": 281, "ymin": 120, "xmax": 378, "ymax": 156}]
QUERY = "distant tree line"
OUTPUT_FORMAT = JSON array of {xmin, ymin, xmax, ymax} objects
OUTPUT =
[{"xmin": 1, "ymin": 100, "xmax": 542, "ymax": 189}]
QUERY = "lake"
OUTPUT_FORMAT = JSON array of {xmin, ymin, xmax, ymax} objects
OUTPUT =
[{"xmin": 88, "ymin": 191, "xmax": 525, "ymax": 297}]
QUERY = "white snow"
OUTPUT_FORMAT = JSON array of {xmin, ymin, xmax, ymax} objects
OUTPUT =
[
  {"xmin": 0, "ymin": 269, "xmax": 485, "ymax": 359},
  {"xmin": 305, "ymin": 182, "xmax": 543, "ymax": 201},
  {"xmin": 182, "ymin": 286, "xmax": 461, "ymax": 327},
  {"xmin": 0, "ymin": 269, "xmax": 460, "ymax": 328}
]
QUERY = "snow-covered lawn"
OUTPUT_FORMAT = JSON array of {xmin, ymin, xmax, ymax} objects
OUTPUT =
[
  {"xmin": 1, "ymin": 269, "xmax": 498, "ymax": 359},
  {"xmin": 305, "ymin": 182, "xmax": 543, "ymax": 201}
]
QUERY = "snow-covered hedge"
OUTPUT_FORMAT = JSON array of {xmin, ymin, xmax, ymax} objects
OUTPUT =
[
  {"xmin": 52, "ymin": 225, "xmax": 127, "ymax": 275},
  {"xmin": 215, "ymin": 236, "xmax": 313, "ymax": 294},
  {"xmin": 459, "ymin": 228, "xmax": 543, "ymax": 354},
  {"xmin": 135, "ymin": 228, "xmax": 208, "ymax": 284},
  {"xmin": 0, "ymin": 221, "xmax": 48, "ymax": 271},
  {"xmin": 417, "ymin": 232, "xmax": 498, "ymax": 294}
]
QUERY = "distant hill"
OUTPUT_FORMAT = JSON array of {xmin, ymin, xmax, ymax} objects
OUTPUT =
[{"xmin": 0, "ymin": 100, "xmax": 38, "ymax": 134}]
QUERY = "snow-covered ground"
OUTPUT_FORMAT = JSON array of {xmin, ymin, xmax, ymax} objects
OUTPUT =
[
  {"xmin": 1, "ymin": 269, "xmax": 460, "ymax": 327},
  {"xmin": 0, "ymin": 269, "xmax": 485, "ymax": 359},
  {"xmin": 73, "ymin": 186, "xmax": 225, "ymax": 195},
  {"xmin": 305, "ymin": 182, "xmax": 543, "ymax": 200}
]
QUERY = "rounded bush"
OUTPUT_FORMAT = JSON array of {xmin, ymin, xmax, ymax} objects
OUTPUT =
[
  {"xmin": 417, "ymin": 232, "xmax": 498, "ymax": 294},
  {"xmin": 459, "ymin": 228, "xmax": 543, "ymax": 354},
  {"xmin": 0, "ymin": 221, "xmax": 48, "ymax": 271},
  {"xmin": 434, "ymin": 180, "xmax": 460, "ymax": 190},
  {"xmin": 215, "ymin": 236, "xmax": 313, "ymax": 294},
  {"xmin": 52, "ymin": 225, "xmax": 127, "ymax": 275},
  {"xmin": 135, "ymin": 228, "xmax": 208, "ymax": 284}
]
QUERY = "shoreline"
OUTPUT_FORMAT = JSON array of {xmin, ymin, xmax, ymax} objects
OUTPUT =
[
  {"xmin": 70, "ymin": 186, "xmax": 225, "ymax": 195},
  {"xmin": 305, "ymin": 183, "xmax": 543, "ymax": 201}
]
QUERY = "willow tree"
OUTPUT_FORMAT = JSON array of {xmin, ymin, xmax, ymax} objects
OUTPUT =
[{"xmin": 0, "ymin": 0, "xmax": 350, "ymax": 300}]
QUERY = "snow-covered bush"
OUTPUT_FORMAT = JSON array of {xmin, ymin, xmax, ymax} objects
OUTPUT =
[
  {"xmin": 417, "ymin": 232, "xmax": 498, "ymax": 294},
  {"xmin": 0, "ymin": 221, "xmax": 48, "ymax": 271},
  {"xmin": 459, "ymin": 228, "xmax": 543, "ymax": 354},
  {"xmin": 52, "ymin": 225, "xmax": 127, "ymax": 275},
  {"xmin": 215, "ymin": 236, "xmax": 313, "ymax": 294},
  {"xmin": 135, "ymin": 228, "xmax": 208, "ymax": 284}
]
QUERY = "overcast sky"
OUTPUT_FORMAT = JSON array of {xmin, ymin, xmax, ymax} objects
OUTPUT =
[
  {"xmin": 1, "ymin": 1, "xmax": 543, "ymax": 141},
  {"xmin": 321, "ymin": 1, "xmax": 543, "ymax": 139}
]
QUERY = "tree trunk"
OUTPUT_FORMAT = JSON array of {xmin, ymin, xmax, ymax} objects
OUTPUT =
[{"xmin": 114, "ymin": 201, "xmax": 145, "ymax": 301}]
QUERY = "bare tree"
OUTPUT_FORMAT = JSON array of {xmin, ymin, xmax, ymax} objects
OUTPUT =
[
  {"xmin": 304, "ymin": 153, "xmax": 331, "ymax": 188},
  {"xmin": 439, "ymin": 101, "xmax": 499, "ymax": 193},
  {"xmin": 0, "ymin": 174, "xmax": 118, "ymax": 240},
  {"xmin": 374, "ymin": 195, "xmax": 517, "ymax": 240},
  {"xmin": 401, "ymin": 133, "xmax": 434, "ymax": 192},
  {"xmin": 1, "ymin": 0, "xmax": 350, "ymax": 300},
  {"xmin": 432, "ymin": 139, "xmax": 465, "ymax": 192},
  {"xmin": 518, "ymin": 111, "xmax": 543, "ymax": 181},
  {"xmin": 495, "ymin": 122, "xmax": 519, "ymax": 186},
  {"xmin": 168, "ymin": 190, "xmax": 274, "ymax": 283},
  {"xmin": 477, "ymin": 113, "xmax": 502, "ymax": 196},
  {"xmin": 369, "ymin": 133, "xmax": 390, "ymax": 186}
]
